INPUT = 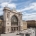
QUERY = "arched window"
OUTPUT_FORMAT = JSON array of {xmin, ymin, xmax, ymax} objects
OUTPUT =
[{"xmin": 11, "ymin": 15, "xmax": 18, "ymax": 25}]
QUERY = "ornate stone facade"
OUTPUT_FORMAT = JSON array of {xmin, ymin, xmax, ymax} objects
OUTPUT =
[
  {"xmin": 1, "ymin": 7, "xmax": 36, "ymax": 34},
  {"xmin": 0, "ymin": 7, "xmax": 27, "ymax": 34},
  {"xmin": 3, "ymin": 7, "xmax": 23, "ymax": 33}
]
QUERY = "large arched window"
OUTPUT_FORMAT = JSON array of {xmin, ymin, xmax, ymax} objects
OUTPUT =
[{"xmin": 11, "ymin": 15, "xmax": 18, "ymax": 25}]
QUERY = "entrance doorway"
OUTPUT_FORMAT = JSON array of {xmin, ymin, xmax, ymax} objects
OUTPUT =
[
  {"xmin": 11, "ymin": 27, "xmax": 18, "ymax": 32},
  {"xmin": 11, "ymin": 15, "xmax": 19, "ymax": 32}
]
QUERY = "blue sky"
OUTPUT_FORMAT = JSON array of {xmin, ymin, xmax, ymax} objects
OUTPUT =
[{"xmin": 0, "ymin": 0, "xmax": 36, "ymax": 20}]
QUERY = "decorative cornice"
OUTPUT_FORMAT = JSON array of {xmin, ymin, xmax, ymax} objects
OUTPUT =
[{"xmin": 3, "ymin": 7, "xmax": 22, "ymax": 15}]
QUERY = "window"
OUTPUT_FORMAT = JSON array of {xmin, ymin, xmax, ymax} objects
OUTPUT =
[
  {"xmin": 11, "ymin": 15, "xmax": 18, "ymax": 25},
  {"xmin": 17, "ymin": 27, "xmax": 18, "ymax": 30},
  {"xmin": 26, "ymin": 34, "xmax": 30, "ymax": 36}
]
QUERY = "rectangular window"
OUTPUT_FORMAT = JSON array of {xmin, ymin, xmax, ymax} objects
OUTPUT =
[{"xmin": 26, "ymin": 34, "xmax": 30, "ymax": 36}]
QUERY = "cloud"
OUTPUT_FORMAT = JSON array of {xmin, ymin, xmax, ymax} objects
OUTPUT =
[
  {"xmin": 0, "ymin": 0, "xmax": 10, "ymax": 3},
  {"xmin": 0, "ymin": 8, "xmax": 3, "ymax": 15},
  {"xmin": 1, "ymin": 2, "xmax": 16, "ymax": 8},
  {"xmin": 0, "ymin": 0, "xmax": 12, "ymax": 3},
  {"xmin": 0, "ymin": 9, "xmax": 3, "ymax": 16},
  {"xmin": 16, "ymin": 2, "xmax": 36, "ymax": 20},
  {"xmin": 17, "ymin": 2, "xmax": 36, "ymax": 12},
  {"xmin": 0, "ymin": 0, "xmax": 18, "ymax": 3},
  {"xmin": 0, "ymin": 2, "xmax": 16, "ymax": 15},
  {"xmin": 22, "ymin": 12, "xmax": 36, "ymax": 20},
  {"xmin": 0, "ymin": 11, "xmax": 3, "ymax": 15},
  {"xmin": 0, "ymin": 1, "xmax": 36, "ymax": 21}
]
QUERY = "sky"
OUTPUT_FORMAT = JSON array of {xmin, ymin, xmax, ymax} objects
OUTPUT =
[{"xmin": 0, "ymin": 0, "xmax": 36, "ymax": 21}]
